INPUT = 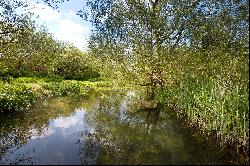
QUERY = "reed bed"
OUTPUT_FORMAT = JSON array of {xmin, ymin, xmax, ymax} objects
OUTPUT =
[{"xmin": 157, "ymin": 48, "xmax": 249, "ymax": 160}]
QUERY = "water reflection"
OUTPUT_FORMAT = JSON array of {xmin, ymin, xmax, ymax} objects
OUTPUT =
[{"xmin": 0, "ymin": 89, "xmax": 227, "ymax": 164}]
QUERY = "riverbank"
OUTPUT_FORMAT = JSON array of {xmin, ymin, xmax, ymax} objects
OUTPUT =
[
  {"xmin": 0, "ymin": 76, "xmax": 114, "ymax": 112},
  {"xmin": 1, "ymin": 76, "xmax": 248, "ymax": 164},
  {"xmin": 154, "ymin": 78, "xmax": 249, "ymax": 165}
]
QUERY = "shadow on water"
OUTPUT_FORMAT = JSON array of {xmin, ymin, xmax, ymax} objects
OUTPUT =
[{"xmin": 0, "ymin": 88, "xmax": 232, "ymax": 164}]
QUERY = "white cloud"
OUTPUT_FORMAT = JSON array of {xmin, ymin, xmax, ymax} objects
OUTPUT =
[
  {"xmin": 52, "ymin": 110, "xmax": 85, "ymax": 128},
  {"xmin": 55, "ymin": 19, "xmax": 90, "ymax": 50},
  {"xmin": 27, "ymin": 2, "xmax": 61, "ymax": 22},
  {"xmin": 21, "ymin": 0, "xmax": 90, "ymax": 50},
  {"xmin": 30, "ymin": 127, "xmax": 55, "ymax": 139},
  {"xmin": 53, "ymin": 116, "xmax": 79, "ymax": 128},
  {"xmin": 64, "ymin": 10, "xmax": 76, "ymax": 19},
  {"xmin": 58, "ymin": 19, "xmax": 87, "ymax": 34},
  {"xmin": 55, "ymin": 32, "xmax": 89, "ymax": 50}
]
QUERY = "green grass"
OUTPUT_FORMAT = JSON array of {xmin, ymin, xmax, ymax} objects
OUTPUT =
[
  {"xmin": 158, "ymin": 78, "xmax": 248, "ymax": 146},
  {"xmin": 155, "ymin": 49, "xmax": 249, "ymax": 160}
]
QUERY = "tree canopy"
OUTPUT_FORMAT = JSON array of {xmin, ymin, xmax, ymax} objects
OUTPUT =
[
  {"xmin": 76, "ymin": 0, "xmax": 249, "ymax": 84},
  {"xmin": 80, "ymin": 0, "xmax": 248, "ymax": 52}
]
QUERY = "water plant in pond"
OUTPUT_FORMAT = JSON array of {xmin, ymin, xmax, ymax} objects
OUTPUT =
[
  {"xmin": 0, "ymin": 77, "xmax": 113, "ymax": 112},
  {"xmin": 0, "ymin": 83, "xmax": 36, "ymax": 112},
  {"xmin": 157, "ymin": 77, "xmax": 249, "ymax": 163}
]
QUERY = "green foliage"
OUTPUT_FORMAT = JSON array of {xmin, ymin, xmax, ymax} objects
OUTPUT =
[
  {"xmin": 42, "ymin": 81, "xmax": 85, "ymax": 96},
  {"xmin": 32, "ymin": 78, "xmax": 110, "ymax": 97},
  {"xmin": 12, "ymin": 77, "xmax": 39, "ymax": 84},
  {"xmin": 0, "ymin": 1, "xmax": 100, "ymax": 80},
  {"xmin": 53, "ymin": 46, "xmax": 100, "ymax": 80},
  {"xmin": 0, "ymin": 83, "xmax": 36, "ymax": 112},
  {"xmin": 0, "ymin": 25, "xmax": 101, "ymax": 80},
  {"xmin": 12, "ymin": 76, "xmax": 64, "ymax": 84},
  {"xmin": 81, "ymin": 0, "xmax": 248, "ymax": 83},
  {"xmin": 156, "ymin": 49, "xmax": 249, "ymax": 150},
  {"xmin": 0, "ymin": 77, "xmax": 112, "ymax": 112}
]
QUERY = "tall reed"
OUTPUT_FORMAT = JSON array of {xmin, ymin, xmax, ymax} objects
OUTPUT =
[{"xmin": 157, "ymin": 48, "xmax": 249, "ymax": 157}]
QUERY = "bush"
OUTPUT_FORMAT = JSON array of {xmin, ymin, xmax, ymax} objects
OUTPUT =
[
  {"xmin": 12, "ymin": 77, "xmax": 38, "ymax": 84},
  {"xmin": 53, "ymin": 51, "xmax": 100, "ymax": 81},
  {"xmin": 0, "ymin": 76, "xmax": 111, "ymax": 113},
  {"xmin": 41, "ymin": 80, "xmax": 95, "ymax": 96},
  {"xmin": 0, "ymin": 83, "xmax": 36, "ymax": 112}
]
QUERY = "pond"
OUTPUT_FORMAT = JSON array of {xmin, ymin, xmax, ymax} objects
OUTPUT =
[{"xmin": 0, "ymin": 89, "xmax": 230, "ymax": 165}]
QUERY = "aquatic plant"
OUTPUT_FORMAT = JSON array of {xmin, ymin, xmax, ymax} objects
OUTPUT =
[
  {"xmin": 0, "ymin": 83, "xmax": 36, "ymax": 112},
  {"xmin": 155, "ymin": 49, "xmax": 249, "ymax": 163},
  {"xmin": 0, "ymin": 77, "xmax": 112, "ymax": 112}
]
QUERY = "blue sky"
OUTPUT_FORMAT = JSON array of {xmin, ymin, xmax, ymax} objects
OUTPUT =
[{"xmin": 25, "ymin": 0, "xmax": 91, "ymax": 50}]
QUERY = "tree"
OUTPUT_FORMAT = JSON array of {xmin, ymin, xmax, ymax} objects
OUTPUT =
[
  {"xmin": 188, "ymin": 0, "xmax": 249, "ymax": 51},
  {"xmin": 24, "ymin": 27, "xmax": 64, "ymax": 75},
  {"xmin": 0, "ymin": 0, "xmax": 34, "ymax": 46},
  {"xmin": 53, "ymin": 44, "xmax": 100, "ymax": 80},
  {"xmin": 78, "ymin": 0, "xmax": 203, "ymax": 94},
  {"xmin": 0, "ymin": 0, "xmax": 34, "ymax": 76},
  {"xmin": 0, "ymin": 0, "xmax": 66, "ymax": 77},
  {"xmin": 78, "ymin": 0, "xmax": 248, "ymax": 85}
]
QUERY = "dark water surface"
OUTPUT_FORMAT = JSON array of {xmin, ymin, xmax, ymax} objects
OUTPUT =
[{"xmin": 0, "ymin": 89, "xmax": 228, "ymax": 165}]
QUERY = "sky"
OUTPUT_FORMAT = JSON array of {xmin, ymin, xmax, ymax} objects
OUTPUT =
[{"xmin": 25, "ymin": 0, "xmax": 92, "ymax": 51}]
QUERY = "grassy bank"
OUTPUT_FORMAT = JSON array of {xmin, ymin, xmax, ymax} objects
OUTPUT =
[
  {"xmin": 0, "ymin": 77, "xmax": 112, "ymax": 112},
  {"xmin": 154, "ymin": 49, "xmax": 249, "ymax": 164},
  {"xmin": 158, "ymin": 78, "xmax": 248, "ymax": 160}
]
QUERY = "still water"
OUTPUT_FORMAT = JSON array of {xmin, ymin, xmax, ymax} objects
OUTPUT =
[{"xmin": 0, "ymin": 89, "xmax": 228, "ymax": 165}]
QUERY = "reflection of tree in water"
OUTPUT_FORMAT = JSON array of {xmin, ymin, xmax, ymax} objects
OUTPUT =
[
  {"xmin": 75, "ymin": 89, "xmax": 129, "ymax": 164},
  {"xmin": 0, "ymin": 97, "xmax": 88, "ymax": 159},
  {"xmin": 76, "ymin": 131, "xmax": 100, "ymax": 165},
  {"xmin": 76, "ymin": 89, "xmax": 226, "ymax": 165},
  {"xmin": 0, "ymin": 89, "xmax": 227, "ymax": 164},
  {"xmin": 76, "ymin": 89, "xmax": 179, "ymax": 165},
  {"xmin": 0, "ymin": 149, "xmax": 35, "ymax": 165}
]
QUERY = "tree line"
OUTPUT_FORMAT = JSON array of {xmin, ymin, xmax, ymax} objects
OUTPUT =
[{"xmin": 0, "ymin": 0, "xmax": 100, "ymax": 80}]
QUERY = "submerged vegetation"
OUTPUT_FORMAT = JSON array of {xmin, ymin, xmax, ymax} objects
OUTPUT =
[{"xmin": 0, "ymin": 0, "xmax": 249, "ymax": 164}]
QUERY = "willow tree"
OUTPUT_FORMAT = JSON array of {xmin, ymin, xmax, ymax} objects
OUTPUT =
[
  {"xmin": 78, "ymin": 0, "xmax": 248, "ymax": 86},
  {"xmin": 0, "ymin": 0, "xmax": 65, "ymax": 76},
  {"xmin": 78, "ymin": 0, "xmax": 202, "ymax": 92}
]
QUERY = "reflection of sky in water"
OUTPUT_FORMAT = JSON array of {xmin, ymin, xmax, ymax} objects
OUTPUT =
[
  {"xmin": 0, "ymin": 108, "xmax": 96, "ymax": 165},
  {"xmin": 30, "ymin": 127, "xmax": 55, "ymax": 140},
  {"xmin": 0, "ymin": 91, "xmax": 228, "ymax": 165},
  {"xmin": 28, "ymin": 109, "xmax": 87, "ymax": 140},
  {"xmin": 52, "ymin": 110, "xmax": 85, "ymax": 129}
]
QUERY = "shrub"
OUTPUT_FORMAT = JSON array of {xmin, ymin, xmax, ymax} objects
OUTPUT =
[
  {"xmin": 53, "ymin": 51, "xmax": 100, "ymax": 81},
  {"xmin": 0, "ymin": 83, "xmax": 36, "ymax": 112}
]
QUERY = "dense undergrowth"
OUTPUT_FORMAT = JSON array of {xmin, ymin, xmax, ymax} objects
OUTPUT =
[{"xmin": 0, "ymin": 77, "xmax": 112, "ymax": 112}]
